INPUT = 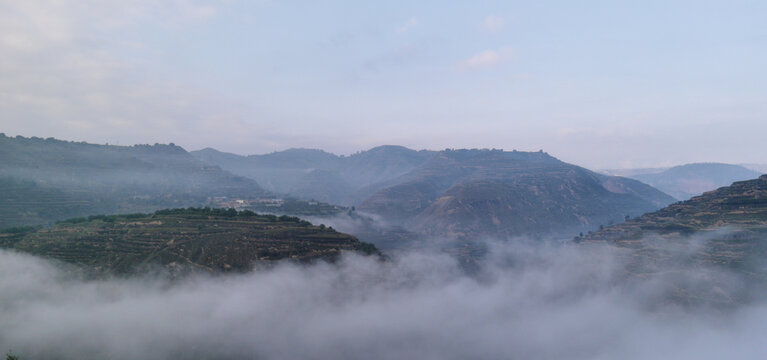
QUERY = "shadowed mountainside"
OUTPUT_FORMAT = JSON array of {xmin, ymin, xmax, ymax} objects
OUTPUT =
[{"xmin": 0, "ymin": 208, "xmax": 378, "ymax": 275}]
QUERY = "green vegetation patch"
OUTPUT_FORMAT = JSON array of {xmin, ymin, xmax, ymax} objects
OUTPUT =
[{"xmin": 3, "ymin": 207, "xmax": 379, "ymax": 275}]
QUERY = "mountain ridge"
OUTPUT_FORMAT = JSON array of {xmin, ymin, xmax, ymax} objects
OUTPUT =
[
  {"xmin": 0, "ymin": 135, "xmax": 266, "ymax": 228},
  {"xmin": 621, "ymin": 163, "xmax": 761, "ymax": 200},
  {"xmin": 191, "ymin": 145, "xmax": 437, "ymax": 204},
  {"xmin": 359, "ymin": 149, "xmax": 675, "ymax": 239}
]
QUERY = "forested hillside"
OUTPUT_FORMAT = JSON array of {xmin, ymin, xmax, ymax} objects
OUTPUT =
[{"xmin": 0, "ymin": 135, "xmax": 265, "ymax": 228}]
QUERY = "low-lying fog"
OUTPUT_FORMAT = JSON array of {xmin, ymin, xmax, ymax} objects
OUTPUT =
[{"xmin": 2, "ymin": 239, "xmax": 767, "ymax": 360}]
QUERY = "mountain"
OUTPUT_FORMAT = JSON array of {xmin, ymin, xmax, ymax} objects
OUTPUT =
[
  {"xmin": 288, "ymin": 169, "xmax": 352, "ymax": 204},
  {"xmin": 3, "ymin": 136, "xmax": 677, "ymax": 246},
  {"xmin": 628, "ymin": 163, "xmax": 762, "ymax": 200},
  {"xmin": 582, "ymin": 175, "xmax": 767, "ymax": 241},
  {"xmin": 192, "ymin": 147, "xmax": 335, "ymax": 197},
  {"xmin": 0, "ymin": 208, "xmax": 378, "ymax": 275},
  {"xmin": 580, "ymin": 175, "xmax": 767, "ymax": 306},
  {"xmin": 191, "ymin": 145, "xmax": 435, "ymax": 204},
  {"xmin": 342, "ymin": 145, "xmax": 437, "ymax": 190},
  {"xmin": 0, "ymin": 135, "xmax": 265, "ymax": 228},
  {"xmin": 600, "ymin": 167, "xmax": 669, "ymax": 177},
  {"xmin": 742, "ymin": 163, "xmax": 767, "ymax": 174},
  {"xmin": 0, "ymin": 177, "xmax": 97, "ymax": 229},
  {"xmin": 359, "ymin": 149, "xmax": 675, "ymax": 239}
]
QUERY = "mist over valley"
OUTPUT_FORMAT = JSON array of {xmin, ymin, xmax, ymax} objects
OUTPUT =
[
  {"xmin": 2, "ymin": 1, "xmax": 767, "ymax": 358},
  {"xmin": 1, "ymin": 135, "xmax": 767, "ymax": 359}
]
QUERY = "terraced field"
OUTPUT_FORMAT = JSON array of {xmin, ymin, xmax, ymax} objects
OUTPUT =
[
  {"xmin": 580, "ymin": 175, "xmax": 767, "ymax": 306},
  {"xmin": 1, "ymin": 208, "xmax": 379, "ymax": 274},
  {"xmin": 0, "ymin": 177, "xmax": 97, "ymax": 229},
  {"xmin": 581, "ymin": 175, "xmax": 767, "ymax": 243}
]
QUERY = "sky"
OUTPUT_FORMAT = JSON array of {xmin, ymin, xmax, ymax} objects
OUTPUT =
[{"xmin": 0, "ymin": 0, "xmax": 765, "ymax": 169}]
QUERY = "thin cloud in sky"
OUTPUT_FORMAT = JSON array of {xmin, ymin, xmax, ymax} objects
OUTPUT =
[
  {"xmin": 481, "ymin": 15, "xmax": 504, "ymax": 32},
  {"xmin": 0, "ymin": 0, "xmax": 249, "ymax": 148},
  {"xmin": 395, "ymin": 17, "xmax": 418, "ymax": 34},
  {"xmin": 185, "ymin": 4, "xmax": 219, "ymax": 21},
  {"xmin": 456, "ymin": 47, "xmax": 513, "ymax": 70}
]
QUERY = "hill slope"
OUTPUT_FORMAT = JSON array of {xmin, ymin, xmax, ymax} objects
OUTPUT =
[
  {"xmin": 0, "ymin": 177, "xmax": 97, "ymax": 229},
  {"xmin": 191, "ymin": 146, "xmax": 435, "ymax": 204},
  {"xmin": 0, "ymin": 208, "xmax": 377, "ymax": 274},
  {"xmin": 359, "ymin": 149, "xmax": 675, "ymax": 239},
  {"xmin": 581, "ymin": 175, "xmax": 767, "ymax": 305},
  {"xmin": 630, "ymin": 163, "xmax": 762, "ymax": 200},
  {"xmin": 0, "ymin": 135, "xmax": 265, "ymax": 228}
]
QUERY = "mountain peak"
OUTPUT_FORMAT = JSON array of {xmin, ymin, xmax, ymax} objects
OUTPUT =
[
  {"xmin": 278, "ymin": 148, "xmax": 337, "ymax": 156},
  {"xmin": 368, "ymin": 145, "xmax": 412, "ymax": 151},
  {"xmin": 195, "ymin": 147, "xmax": 226, "ymax": 153},
  {"xmin": 360, "ymin": 148, "xmax": 671, "ymax": 239}
]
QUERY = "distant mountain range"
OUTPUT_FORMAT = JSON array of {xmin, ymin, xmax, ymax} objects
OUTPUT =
[
  {"xmin": 581, "ymin": 175, "xmax": 767, "ymax": 306},
  {"xmin": 603, "ymin": 163, "xmax": 763, "ymax": 201},
  {"xmin": 191, "ymin": 145, "xmax": 435, "ymax": 205},
  {"xmin": 0, "ymin": 134, "xmax": 265, "ymax": 228},
  {"xmin": 5, "ymin": 134, "xmax": 767, "ymax": 299},
  {"xmin": 0, "ymin": 208, "xmax": 377, "ymax": 275},
  {"xmin": 195, "ymin": 147, "xmax": 676, "ymax": 240},
  {"xmin": 0, "ymin": 135, "xmax": 685, "ymax": 244}
]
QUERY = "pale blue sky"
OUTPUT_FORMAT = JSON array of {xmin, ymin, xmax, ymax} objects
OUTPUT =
[{"xmin": 1, "ymin": 0, "xmax": 765, "ymax": 168}]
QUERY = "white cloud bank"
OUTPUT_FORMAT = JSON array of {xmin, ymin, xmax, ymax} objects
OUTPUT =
[{"xmin": 2, "ymin": 237, "xmax": 767, "ymax": 359}]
